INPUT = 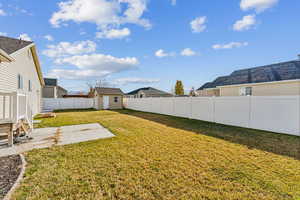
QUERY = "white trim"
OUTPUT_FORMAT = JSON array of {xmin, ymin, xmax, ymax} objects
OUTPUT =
[{"xmin": 0, "ymin": 48, "xmax": 14, "ymax": 62}]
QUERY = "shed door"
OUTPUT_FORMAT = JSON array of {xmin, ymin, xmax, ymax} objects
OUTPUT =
[{"xmin": 103, "ymin": 96, "xmax": 110, "ymax": 109}]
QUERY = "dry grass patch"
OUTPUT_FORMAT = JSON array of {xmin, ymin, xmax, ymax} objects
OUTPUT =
[{"xmin": 13, "ymin": 109, "xmax": 300, "ymax": 200}]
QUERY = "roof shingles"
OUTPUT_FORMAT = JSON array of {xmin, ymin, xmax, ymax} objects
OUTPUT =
[
  {"xmin": 198, "ymin": 60, "xmax": 300, "ymax": 90},
  {"xmin": 126, "ymin": 87, "xmax": 173, "ymax": 96},
  {"xmin": 95, "ymin": 87, "xmax": 124, "ymax": 95},
  {"xmin": 0, "ymin": 36, "xmax": 33, "ymax": 55}
]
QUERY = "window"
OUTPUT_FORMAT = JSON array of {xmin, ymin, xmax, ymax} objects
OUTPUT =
[
  {"xmin": 240, "ymin": 87, "xmax": 252, "ymax": 96},
  {"xmin": 28, "ymin": 80, "xmax": 32, "ymax": 91},
  {"xmin": 114, "ymin": 97, "xmax": 119, "ymax": 103},
  {"xmin": 17, "ymin": 74, "xmax": 23, "ymax": 89}
]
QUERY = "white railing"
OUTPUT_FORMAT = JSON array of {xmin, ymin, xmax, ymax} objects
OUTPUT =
[
  {"xmin": 0, "ymin": 92, "xmax": 14, "ymax": 123},
  {"xmin": 0, "ymin": 92, "xmax": 33, "ymax": 129},
  {"xmin": 16, "ymin": 93, "xmax": 33, "ymax": 130}
]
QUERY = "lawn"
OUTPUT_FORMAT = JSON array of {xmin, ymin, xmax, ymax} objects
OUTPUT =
[{"xmin": 13, "ymin": 109, "xmax": 300, "ymax": 200}]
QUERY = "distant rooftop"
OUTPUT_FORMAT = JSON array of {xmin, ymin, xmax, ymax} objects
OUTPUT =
[
  {"xmin": 126, "ymin": 87, "xmax": 173, "ymax": 96},
  {"xmin": 0, "ymin": 36, "xmax": 33, "ymax": 55},
  {"xmin": 198, "ymin": 60, "xmax": 300, "ymax": 90},
  {"xmin": 44, "ymin": 78, "xmax": 58, "ymax": 86}
]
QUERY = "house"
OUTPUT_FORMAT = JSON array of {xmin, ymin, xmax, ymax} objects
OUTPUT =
[
  {"xmin": 94, "ymin": 87, "xmax": 124, "ymax": 110},
  {"xmin": 0, "ymin": 36, "xmax": 44, "ymax": 146},
  {"xmin": 42, "ymin": 78, "xmax": 68, "ymax": 98},
  {"xmin": 197, "ymin": 56, "xmax": 300, "ymax": 97},
  {"xmin": 126, "ymin": 87, "xmax": 173, "ymax": 98}
]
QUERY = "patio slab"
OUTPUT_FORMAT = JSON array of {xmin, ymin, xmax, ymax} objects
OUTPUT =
[{"xmin": 0, "ymin": 123, "xmax": 115, "ymax": 157}]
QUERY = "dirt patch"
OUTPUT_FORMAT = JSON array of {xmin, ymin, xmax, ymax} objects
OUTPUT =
[
  {"xmin": 0, "ymin": 155, "xmax": 22, "ymax": 200},
  {"xmin": 53, "ymin": 128, "xmax": 61, "ymax": 145}
]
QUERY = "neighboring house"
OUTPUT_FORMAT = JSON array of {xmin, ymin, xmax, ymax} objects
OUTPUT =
[
  {"xmin": 197, "ymin": 56, "xmax": 300, "ymax": 97},
  {"xmin": 94, "ymin": 87, "xmax": 124, "ymax": 110},
  {"xmin": 126, "ymin": 87, "xmax": 173, "ymax": 98},
  {"xmin": 42, "ymin": 78, "xmax": 67, "ymax": 98},
  {"xmin": 0, "ymin": 36, "xmax": 44, "ymax": 145}
]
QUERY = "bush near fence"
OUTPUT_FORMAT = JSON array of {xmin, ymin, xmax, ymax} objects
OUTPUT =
[{"xmin": 124, "ymin": 96, "xmax": 300, "ymax": 136}]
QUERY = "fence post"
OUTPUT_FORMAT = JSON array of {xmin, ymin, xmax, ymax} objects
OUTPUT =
[
  {"xmin": 248, "ymin": 96, "xmax": 252, "ymax": 129},
  {"xmin": 172, "ymin": 97, "xmax": 175, "ymax": 116},
  {"xmin": 189, "ymin": 97, "xmax": 193, "ymax": 119},
  {"xmin": 25, "ymin": 94, "xmax": 28, "ymax": 118},
  {"xmin": 212, "ymin": 96, "xmax": 216, "ymax": 123},
  {"xmin": 2, "ymin": 96, "xmax": 5, "ymax": 119}
]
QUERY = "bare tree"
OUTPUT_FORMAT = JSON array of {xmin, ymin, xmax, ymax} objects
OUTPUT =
[{"xmin": 86, "ymin": 79, "xmax": 115, "ymax": 89}]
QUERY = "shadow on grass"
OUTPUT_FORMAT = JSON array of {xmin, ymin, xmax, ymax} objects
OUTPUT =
[
  {"xmin": 116, "ymin": 109, "xmax": 300, "ymax": 160},
  {"xmin": 53, "ymin": 108, "xmax": 97, "ymax": 113}
]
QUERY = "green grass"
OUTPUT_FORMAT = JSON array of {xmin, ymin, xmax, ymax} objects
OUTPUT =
[{"xmin": 14, "ymin": 109, "xmax": 300, "ymax": 200}]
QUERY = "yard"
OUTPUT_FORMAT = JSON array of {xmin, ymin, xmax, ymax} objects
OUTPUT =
[{"xmin": 12, "ymin": 109, "xmax": 300, "ymax": 200}]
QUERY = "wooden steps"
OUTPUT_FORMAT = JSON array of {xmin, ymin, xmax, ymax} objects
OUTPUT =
[
  {"xmin": 0, "ymin": 123, "xmax": 13, "ymax": 146},
  {"xmin": 0, "ymin": 119, "xmax": 32, "ymax": 146}
]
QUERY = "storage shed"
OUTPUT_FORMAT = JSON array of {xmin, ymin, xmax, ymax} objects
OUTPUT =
[{"xmin": 94, "ymin": 87, "xmax": 124, "ymax": 110}]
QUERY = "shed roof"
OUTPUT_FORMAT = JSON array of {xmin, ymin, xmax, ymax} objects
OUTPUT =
[{"xmin": 95, "ymin": 87, "xmax": 124, "ymax": 95}]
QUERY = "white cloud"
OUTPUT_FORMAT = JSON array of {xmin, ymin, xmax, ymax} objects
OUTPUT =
[
  {"xmin": 47, "ymin": 69, "xmax": 111, "ymax": 80},
  {"xmin": 19, "ymin": 33, "xmax": 32, "ymax": 41},
  {"xmin": 114, "ymin": 77, "xmax": 160, "ymax": 85},
  {"xmin": 0, "ymin": 9, "xmax": 6, "ymax": 16},
  {"xmin": 181, "ymin": 48, "xmax": 196, "ymax": 56},
  {"xmin": 240, "ymin": 0, "xmax": 278, "ymax": 13},
  {"xmin": 233, "ymin": 15, "xmax": 256, "ymax": 31},
  {"xmin": 44, "ymin": 35, "xmax": 54, "ymax": 41},
  {"xmin": 96, "ymin": 28, "xmax": 131, "ymax": 39},
  {"xmin": 43, "ymin": 40, "xmax": 96, "ymax": 58},
  {"xmin": 50, "ymin": 0, "xmax": 151, "ymax": 29},
  {"xmin": 170, "ymin": 0, "xmax": 176, "ymax": 6},
  {"xmin": 0, "ymin": 32, "xmax": 7, "ymax": 36},
  {"xmin": 212, "ymin": 42, "xmax": 249, "ymax": 50},
  {"xmin": 48, "ymin": 54, "xmax": 139, "ymax": 80},
  {"xmin": 190, "ymin": 16, "xmax": 207, "ymax": 33},
  {"xmin": 155, "ymin": 49, "xmax": 175, "ymax": 58}
]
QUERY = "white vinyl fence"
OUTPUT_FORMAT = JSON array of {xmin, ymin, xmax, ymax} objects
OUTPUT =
[
  {"xmin": 43, "ymin": 98, "xmax": 96, "ymax": 111},
  {"xmin": 124, "ymin": 96, "xmax": 300, "ymax": 136}
]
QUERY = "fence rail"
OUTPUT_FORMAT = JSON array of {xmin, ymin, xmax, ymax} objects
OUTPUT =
[{"xmin": 124, "ymin": 96, "xmax": 300, "ymax": 136}]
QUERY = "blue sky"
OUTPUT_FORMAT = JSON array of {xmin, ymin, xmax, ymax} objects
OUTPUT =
[{"xmin": 0, "ymin": 0, "xmax": 299, "ymax": 93}]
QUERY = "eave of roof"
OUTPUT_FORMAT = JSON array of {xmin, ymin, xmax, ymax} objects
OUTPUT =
[
  {"xmin": 30, "ymin": 46, "xmax": 45, "ymax": 86},
  {"xmin": 0, "ymin": 48, "xmax": 14, "ymax": 62}
]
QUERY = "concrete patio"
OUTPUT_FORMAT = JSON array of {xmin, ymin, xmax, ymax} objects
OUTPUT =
[{"xmin": 0, "ymin": 123, "xmax": 115, "ymax": 157}]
